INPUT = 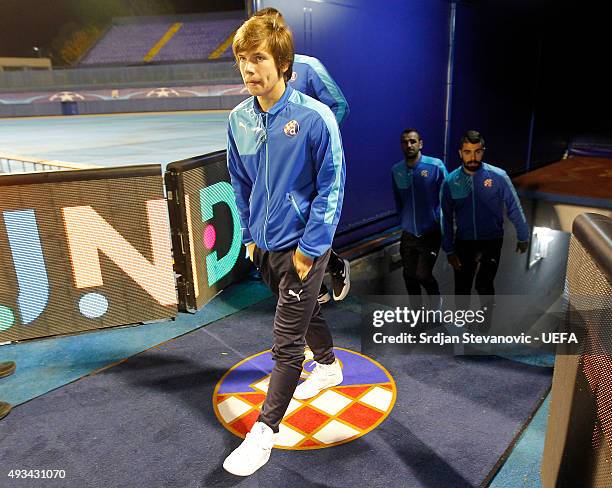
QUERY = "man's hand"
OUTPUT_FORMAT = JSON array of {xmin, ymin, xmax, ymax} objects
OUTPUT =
[
  {"xmin": 516, "ymin": 241, "xmax": 529, "ymax": 254},
  {"xmin": 447, "ymin": 253, "xmax": 461, "ymax": 270},
  {"xmin": 247, "ymin": 243, "xmax": 256, "ymax": 261},
  {"xmin": 293, "ymin": 248, "xmax": 314, "ymax": 281}
]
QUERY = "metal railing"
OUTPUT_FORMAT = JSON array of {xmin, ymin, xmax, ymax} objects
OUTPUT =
[
  {"xmin": 0, "ymin": 153, "xmax": 96, "ymax": 174},
  {"xmin": 0, "ymin": 61, "xmax": 240, "ymax": 93},
  {"xmin": 542, "ymin": 212, "xmax": 612, "ymax": 487}
]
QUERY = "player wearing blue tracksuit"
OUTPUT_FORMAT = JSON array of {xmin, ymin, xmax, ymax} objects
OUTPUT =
[
  {"xmin": 392, "ymin": 129, "xmax": 447, "ymax": 299},
  {"xmin": 251, "ymin": 8, "xmax": 351, "ymax": 304},
  {"xmin": 288, "ymin": 53, "xmax": 351, "ymax": 302},
  {"xmin": 223, "ymin": 13, "xmax": 345, "ymax": 477},
  {"xmin": 228, "ymin": 85, "xmax": 345, "ymax": 258},
  {"xmin": 227, "ymin": 83, "xmax": 346, "ymax": 430},
  {"xmin": 289, "ymin": 54, "xmax": 350, "ymax": 127},
  {"xmin": 392, "ymin": 156, "xmax": 447, "ymax": 237},
  {"xmin": 440, "ymin": 130, "xmax": 529, "ymax": 297}
]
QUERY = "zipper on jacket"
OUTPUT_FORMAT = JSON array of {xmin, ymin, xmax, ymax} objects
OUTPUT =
[
  {"xmin": 410, "ymin": 167, "xmax": 417, "ymax": 235},
  {"xmin": 263, "ymin": 113, "xmax": 270, "ymax": 250},
  {"xmin": 471, "ymin": 177, "xmax": 477, "ymax": 239},
  {"xmin": 287, "ymin": 193, "xmax": 307, "ymax": 224}
]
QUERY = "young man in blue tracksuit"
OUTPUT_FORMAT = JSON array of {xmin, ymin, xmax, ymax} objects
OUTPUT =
[
  {"xmin": 255, "ymin": 7, "xmax": 351, "ymax": 305},
  {"xmin": 440, "ymin": 130, "xmax": 529, "ymax": 300},
  {"xmin": 223, "ymin": 14, "xmax": 345, "ymax": 476},
  {"xmin": 392, "ymin": 129, "xmax": 447, "ymax": 305}
]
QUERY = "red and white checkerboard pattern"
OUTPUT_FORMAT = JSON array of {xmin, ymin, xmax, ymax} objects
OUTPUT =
[{"xmin": 214, "ymin": 376, "xmax": 395, "ymax": 450}]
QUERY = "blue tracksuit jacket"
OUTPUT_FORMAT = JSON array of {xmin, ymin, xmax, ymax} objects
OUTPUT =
[
  {"xmin": 440, "ymin": 163, "xmax": 530, "ymax": 254},
  {"xmin": 391, "ymin": 155, "xmax": 448, "ymax": 236},
  {"xmin": 289, "ymin": 54, "xmax": 349, "ymax": 127},
  {"xmin": 227, "ymin": 85, "xmax": 345, "ymax": 259}
]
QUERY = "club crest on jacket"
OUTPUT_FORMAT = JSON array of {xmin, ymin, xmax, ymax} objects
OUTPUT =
[{"xmin": 284, "ymin": 120, "xmax": 300, "ymax": 137}]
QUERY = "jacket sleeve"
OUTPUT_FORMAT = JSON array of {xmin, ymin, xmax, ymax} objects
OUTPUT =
[
  {"xmin": 440, "ymin": 180, "xmax": 455, "ymax": 254},
  {"xmin": 500, "ymin": 172, "xmax": 530, "ymax": 242},
  {"xmin": 306, "ymin": 62, "xmax": 350, "ymax": 127},
  {"xmin": 437, "ymin": 160, "xmax": 449, "ymax": 181},
  {"xmin": 297, "ymin": 114, "xmax": 345, "ymax": 259},
  {"xmin": 434, "ymin": 162, "xmax": 448, "ymax": 223},
  {"xmin": 226, "ymin": 123, "xmax": 254, "ymax": 245}
]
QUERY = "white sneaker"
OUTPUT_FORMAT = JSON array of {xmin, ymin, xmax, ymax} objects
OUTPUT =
[
  {"xmin": 223, "ymin": 421, "xmax": 275, "ymax": 476},
  {"xmin": 317, "ymin": 284, "xmax": 332, "ymax": 305},
  {"xmin": 293, "ymin": 359, "xmax": 343, "ymax": 400}
]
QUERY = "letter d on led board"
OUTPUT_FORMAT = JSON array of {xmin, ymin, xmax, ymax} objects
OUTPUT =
[
  {"xmin": 166, "ymin": 151, "xmax": 250, "ymax": 312},
  {"xmin": 200, "ymin": 182, "xmax": 242, "ymax": 286}
]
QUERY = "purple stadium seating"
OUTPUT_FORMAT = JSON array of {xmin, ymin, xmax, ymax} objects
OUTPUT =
[
  {"xmin": 81, "ymin": 23, "xmax": 175, "ymax": 65},
  {"xmin": 80, "ymin": 16, "xmax": 243, "ymax": 66},
  {"xmin": 155, "ymin": 19, "xmax": 243, "ymax": 61}
]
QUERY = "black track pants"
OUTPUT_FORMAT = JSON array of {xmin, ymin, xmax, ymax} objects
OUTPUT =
[{"xmin": 252, "ymin": 247, "xmax": 334, "ymax": 432}]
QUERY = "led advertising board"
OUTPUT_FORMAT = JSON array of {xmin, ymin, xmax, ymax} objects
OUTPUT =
[
  {"xmin": 166, "ymin": 151, "xmax": 250, "ymax": 311},
  {"xmin": 0, "ymin": 165, "xmax": 177, "ymax": 342}
]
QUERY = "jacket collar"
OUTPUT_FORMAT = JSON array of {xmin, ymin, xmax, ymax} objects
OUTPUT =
[
  {"xmin": 253, "ymin": 85, "xmax": 293, "ymax": 115},
  {"xmin": 404, "ymin": 153, "xmax": 423, "ymax": 169},
  {"xmin": 461, "ymin": 162, "xmax": 486, "ymax": 176}
]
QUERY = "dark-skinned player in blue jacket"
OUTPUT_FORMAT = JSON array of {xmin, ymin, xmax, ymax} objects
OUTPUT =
[
  {"xmin": 392, "ymin": 128, "xmax": 447, "ymax": 307},
  {"xmin": 440, "ymin": 130, "xmax": 529, "ymax": 305}
]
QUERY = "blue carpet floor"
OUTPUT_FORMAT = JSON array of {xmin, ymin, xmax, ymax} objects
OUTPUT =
[
  {"xmin": 0, "ymin": 281, "xmax": 271, "ymax": 406},
  {"xmin": 0, "ymin": 295, "xmax": 552, "ymax": 488}
]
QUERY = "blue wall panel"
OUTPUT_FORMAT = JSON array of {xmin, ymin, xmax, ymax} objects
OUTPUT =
[
  {"xmin": 448, "ymin": 2, "xmax": 541, "ymax": 174},
  {"xmin": 258, "ymin": 0, "xmax": 449, "ymax": 242}
]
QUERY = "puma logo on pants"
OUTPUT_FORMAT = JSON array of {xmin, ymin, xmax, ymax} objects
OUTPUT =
[{"xmin": 288, "ymin": 289, "xmax": 304, "ymax": 302}]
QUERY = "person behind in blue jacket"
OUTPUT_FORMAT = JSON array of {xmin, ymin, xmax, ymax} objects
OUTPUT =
[
  {"xmin": 392, "ymin": 129, "xmax": 447, "ymax": 305},
  {"xmin": 289, "ymin": 53, "xmax": 349, "ymax": 126},
  {"xmin": 223, "ymin": 13, "xmax": 345, "ymax": 476},
  {"xmin": 440, "ymin": 130, "xmax": 529, "ymax": 300},
  {"xmin": 255, "ymin": 7, "xmax": 350, "ymax": 305}
]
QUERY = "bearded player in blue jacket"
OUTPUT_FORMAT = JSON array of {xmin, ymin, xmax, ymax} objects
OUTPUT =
[
  {"xmin": 392, "ymin": 128, "xmax": 447, "ymax": 306},
  {"xmin": 255, "ymin": 7, "xmax": 350, "ymax": 305},
  {"xmin": 440, "ymin": 130, "xmax": 529, "ymax": 301},
  {"xmin": 223, "ymin": 13, "xmax": 345, "ymax": 476}
]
